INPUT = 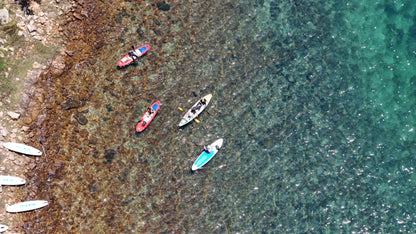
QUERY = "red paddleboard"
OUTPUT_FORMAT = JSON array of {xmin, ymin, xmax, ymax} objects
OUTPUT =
[
  {"xmin": 136, "ymin": 101, "xmax": 160, "ymax": 132},
  {"xmin": 117, "ymin": 45, "xmax": 150, "ymax": 68}
]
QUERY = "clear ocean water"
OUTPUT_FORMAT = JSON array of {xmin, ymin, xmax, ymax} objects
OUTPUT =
[{"xmin": 26, "ymin": 0, "xmax": 416, "ymax": 232}]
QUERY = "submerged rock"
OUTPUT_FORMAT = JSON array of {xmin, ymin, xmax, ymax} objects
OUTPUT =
[
  {"xmin": 104, "ymin": 149, "xmax": 116, "ymax": 164},
  {"xmin": 61, "ymin": 97, "xmax": 82, "ymax": 110},
  {"xmin": 73, "ymin": 111, "xmax": 88, "ymax": 125},
  {"xmin": 157, "ymin": 1, "xmax": 170, "ymax": 11}
]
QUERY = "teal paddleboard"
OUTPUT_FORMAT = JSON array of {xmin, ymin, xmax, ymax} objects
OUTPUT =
[{"xmin": 192, "ymin": 138, "xmax": 224, "ymax": 171}]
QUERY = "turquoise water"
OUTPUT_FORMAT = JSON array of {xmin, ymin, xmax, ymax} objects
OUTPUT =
[{"xmin": 26, "ymin": 0, "xmax": 416, "ymax": 232}]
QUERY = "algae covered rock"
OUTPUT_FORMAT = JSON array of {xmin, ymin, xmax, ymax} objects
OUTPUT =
[
  {"xmin": 157, "ymin": 1, "xmax": 170, "ymax": 11},
  {"xmin": 73, "ymin": 111, "xmax": 88, "ymax": 125}
]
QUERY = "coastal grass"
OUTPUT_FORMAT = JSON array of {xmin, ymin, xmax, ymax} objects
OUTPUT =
[
  {"xmin": 0, "ymin": 20, "xmax": 20, "ymax": 99},
  {"xmin": 2, "ymin": 22, "xmax": 18, "ymax": 36},
  {"xmin": 0, "ymin": 54, "xmax": 12, "ymax": 99},
  {"xmin": 0, "ymin": 19, "xmax": 59, "ymax": 104}
]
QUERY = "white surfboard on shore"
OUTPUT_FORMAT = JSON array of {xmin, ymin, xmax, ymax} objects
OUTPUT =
[
  {"xmin": 0, "ymin": 224, "xmax": 8, "ymax": 233},
  {"xmin": 6, "ymin": 200, "xmax": 49, "ymax": 213},
  {"xmin": 0, "ymin": 175, "xmax": 26, "ymax": 186},
  {"xmin": 2, "ymin": 142, "xmax": 42, "ymax": 156}
]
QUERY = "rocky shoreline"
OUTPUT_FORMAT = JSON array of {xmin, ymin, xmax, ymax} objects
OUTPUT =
[{"xmin": 0, "ymin": 0, "xmax": 72, "ymax": 232}]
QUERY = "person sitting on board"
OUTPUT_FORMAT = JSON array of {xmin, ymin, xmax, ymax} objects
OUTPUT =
[
  {"xmin": 204, "ymin": 146, "xmax": 211, "ymax": 154},
  {"xmin": 147, "ymin": 107, "xmax": 154, "ymax": 115},
  {"xmin": 128, "ymin": 51, "xmax": 137, "ymax": 60},
  {"xmin": 128, "ymin": 46, "xmax": 141, "ymax": 60},
  {"xmin": 196, "ymin": 101, "xmax": 205, "ymax": 111},
  {"xmin": 194, "ymin": 98, "xmax": 206, "ymax": 111},
  {"xmin": 143, "ymin": 109, "xmax": 153, "ymax": 123}
]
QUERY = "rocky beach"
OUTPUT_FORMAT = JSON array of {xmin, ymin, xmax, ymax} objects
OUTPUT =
[{"xmin": 0, "ymin": 0, "xmax": 72, "ymax": 232}]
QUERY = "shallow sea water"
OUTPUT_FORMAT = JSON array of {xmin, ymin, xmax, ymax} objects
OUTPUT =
[{"xmin": 25, "ymin": 0, "xmax": 415, "ymax": 233}]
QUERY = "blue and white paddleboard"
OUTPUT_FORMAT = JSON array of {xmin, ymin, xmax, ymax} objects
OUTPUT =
[
  {"xmin": 3, "ymin": 142, "xmax": 42, "ymax": 156},
  {"xmin": 0, "ymin": 175, "xmax": 26, "ymax": 186},
  {"xmin": 0, "ymin": 224, "xmax": 8, "ymax": 233},
  {"xmin": 192, "ymin": 138, "xmax": 224, "ymax": 171},
  {"xmin": 6, "ymin": 200, "xmax": 49, "ymax": 213}
]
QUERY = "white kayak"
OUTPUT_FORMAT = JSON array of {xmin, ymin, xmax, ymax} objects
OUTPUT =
[
  {"xmin": 179, "ymin": 94, "xmax": 212, "ymax": 127},
  {"xmin": 192, "ymin": 138, "xmax": 224, "ymax": 171},
  {"xmin": 3, "ymin": 142, "xmax": 42, "ymax": 156},
  {"xmin": 0, "ymin": 175, "xmax": 26, "ymax": 186},
  {"xmin": 6, "ymin": 200, "xmax": 49, "ymax": 213},
  {"xmin": 0, "ymin": 224, "xmax": 7, "ymax": 233}
]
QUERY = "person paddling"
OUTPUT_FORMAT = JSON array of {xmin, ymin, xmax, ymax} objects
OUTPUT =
[
  {"xmin": 128, "ymin": 46, "xmax": 140, "ymax": 61},
  {"xmin": 203, "ymin": 145, "xmax": 211, "ymax": 154}
]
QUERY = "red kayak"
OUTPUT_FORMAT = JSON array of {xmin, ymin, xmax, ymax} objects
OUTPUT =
[
  {"xmin": 117, "ymin": 45, "xmax": 150, "ymax": 68},
  {"xmin": 136, "ymin": 101, "xmax": 160, "ymax": 132}
]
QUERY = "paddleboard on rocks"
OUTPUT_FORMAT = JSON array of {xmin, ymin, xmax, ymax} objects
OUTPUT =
[
  {"xmin": 6, "ymin": 200, "xmax": 49, "ymax": 213},
  {"xmin": 0, "ymin": 175, "xmax": 26, "ymax": 186},
  {"xmin": 0, "ymin": 224, "xmax": 8, "ymax": 233},
  {"xmin": 3, "ymin": 142, "xmax": 42, "ymax": 156}
]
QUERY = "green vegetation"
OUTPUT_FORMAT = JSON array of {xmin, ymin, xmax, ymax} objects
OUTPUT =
[
  {"xmin": 2, "ymin": 20, "xmax": 18, "ymax": 36},
  {"xmin": 0, "ymin": 18, "xmax": 59, "ymax": 103},
  {"xmin": 0, "ymin": 20, "xmax": 20, "ymax": 98},
  {"xmin": 0, "ymin": 56, "xmax": 4, "ymax": 71}
]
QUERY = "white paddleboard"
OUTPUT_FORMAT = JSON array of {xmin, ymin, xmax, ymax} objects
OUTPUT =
[
  {"xmin": 6, "ymin": 200, "xmax": 49, "ymax": 213},
  {"xmin": 0, "ymin": 224, "xmax": 8, "ymax": 233},
  {"xmin": 192, "ymin": 138, "xmax": 224, "ymax": 171},
  {"xmin": 3, "ymin": 142, "xmax": 42, "ymax": 156},
  {"xmin": 0, "ymin": 175, "xmax": 26, "ymax": 186},
  {"xmin": 179, "ymin": 94, "xmax": 212, "ymax": 127}
]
